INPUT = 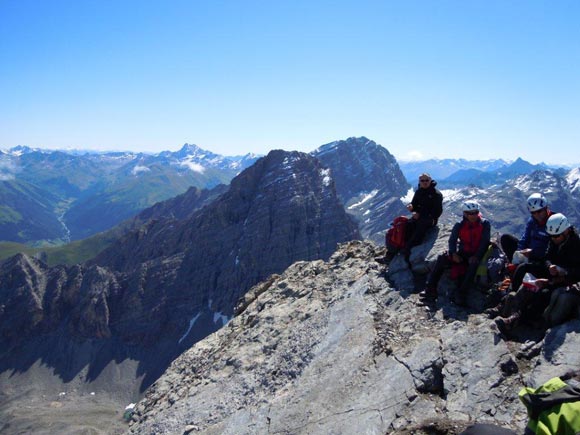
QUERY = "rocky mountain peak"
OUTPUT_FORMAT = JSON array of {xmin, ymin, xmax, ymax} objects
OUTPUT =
[
  {"xmin": 175, "ymin": 143, "xmax": 213, "ymax": 158},
  {"xmin": 312, "ymin": 136, "xmax": 409, "ymax": 200},
  {"xmin": 312, "ymin": 137, "xmax": 409, "ymax": 242}
]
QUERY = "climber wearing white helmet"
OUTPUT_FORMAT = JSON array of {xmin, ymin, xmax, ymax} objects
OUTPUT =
[
  {"xmin": 419, "ymin": 200, "xmax": 491, "ymax": 308},
  {"xmin": 491, "ymin": 193, "xmax": 556, "ymax": 312},
  {"xmin": 494, "ymin": 213, "xmax": 580, "ymax": 334},
  {"xmin": 500, "ymin": 193, "xmax": 553, "ymax": 265}
]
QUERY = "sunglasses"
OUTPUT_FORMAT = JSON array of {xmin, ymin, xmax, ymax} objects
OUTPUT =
[
  {"xmin": 419, "ymin": 179, "xmax": 430, "ymax": 183},
  {"xmin": 531, "ymin": 209, "xmax": 545, "ymax": 215},
  {"xmin": 464, "ymin": 210, "xmax": 479, "ymax": 215},
  {"xmin": 550, "ymin": 233, "xmax": 564, "ymax": 239}
]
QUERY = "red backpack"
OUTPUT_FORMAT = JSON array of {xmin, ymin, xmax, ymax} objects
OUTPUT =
[{"xmin": 386, "ymin": 216, "xmax": 408, "ymax": 250}]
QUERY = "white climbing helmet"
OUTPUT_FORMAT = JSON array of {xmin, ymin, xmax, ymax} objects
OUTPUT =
[
  {"xmin": 527, "ymin": 193, "xmax": 547, "ymax": 212},
  {"xmin": 462, "ymin": 200, "xmax": 479, "ymax": 212},
  {"xmin": 546, "ymin": 213, "xmax": 571, "ymax": 235}
]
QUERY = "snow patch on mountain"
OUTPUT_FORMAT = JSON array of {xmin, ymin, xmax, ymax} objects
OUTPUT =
[
  {"xmin": 440, "ymin": 188, "xmax": 468, "ymax": 202},
  {"xmin": 401, "ymin": 187, "xmax": 414, "ymax": 204},
  {"xmin": 320, "ymin": 168, "xmax": 332, "ymax": 187},
  {"xmin": 213, "ymin": 312, "xmax": 230, "ymax": 327},
  {"xmin": 179, "ymin": 312, "xmax": 202, "ymax": 344},
  {"xmin": 567, "ymin": 167, "xmax": 580, "ymax": 194},
  {"xmin": 513, "ymin": 176, "xmax": 536, "ymax": 193},
  {"xmin": 348, "ymin": 190, "xmax": 378, "ymax": 209}
]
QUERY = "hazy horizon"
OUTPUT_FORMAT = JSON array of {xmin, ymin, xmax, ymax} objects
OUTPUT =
[{"xmin": 2, "ymin": 139, "xmax": 577, "ymax": 168}]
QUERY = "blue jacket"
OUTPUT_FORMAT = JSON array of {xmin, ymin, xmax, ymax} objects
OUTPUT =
[{"xmin": 517, "ymin": 213, "xmax": 552, "ymax": 261}]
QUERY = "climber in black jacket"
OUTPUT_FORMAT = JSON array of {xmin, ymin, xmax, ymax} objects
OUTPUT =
[{"xmin": 404, "ymin": 173, "xmax": 443, "ymax": 254}]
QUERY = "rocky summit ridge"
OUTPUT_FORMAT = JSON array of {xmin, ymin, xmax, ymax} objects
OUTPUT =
[{"xmin": 128, "ymin": 235, "xmax": 580, "ymax": 434}]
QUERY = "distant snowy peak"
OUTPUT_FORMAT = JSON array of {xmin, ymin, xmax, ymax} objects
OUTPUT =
[
  {"xmin": 398, "ymin": 158, "xmax": 509, "ymax": 182},
  {"xmin": 567, "ymin": 167, "xmax": 580, "ymax": 194},
  {"xmin": 6, "ymin": 145, "xmax": 40, "ymax": 156},
  {"xmin": 2, "ymin": 144, "xmax": 260, "ymax": 171},
  {"xmin": 159, "ymin": 143, "xmax": 261, "ymax": 172},
  {"xmin": 507, "ymin": 170, "xmax": 562, "ymax": 194}
]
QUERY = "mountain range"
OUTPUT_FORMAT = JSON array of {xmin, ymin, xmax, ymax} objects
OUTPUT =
[
  {"xmin": 1, "ymin": 137, "xmax": 580, "ymax": 433},
  {"xmin": 3, "ymin": 139, "xmax": 578, "ymax": 249},
  {"xmin": 0, "ymin": 144, "xmax": 259, "ymax": 244}
]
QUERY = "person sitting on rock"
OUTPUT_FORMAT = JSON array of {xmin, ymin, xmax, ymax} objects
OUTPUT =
[
  {"xmin": 376, "ymin": 172, "xmax": 443, "ymax": 265},
  {"xmin": 419, "ymin": 200, "xmax": 491, "ymax": 307},
  {"xmin": 543, "ymin": 282, "xmax": 580, "ymax": 327},
  {"xmin": 493, "ymin": 213, "xmax": 580, "ymax": 334},
  {"xmin": 499, "ymin": 193, "xmax": 554, "ymax": 293},
  {"xmin": 405, "ymin": 173, "xmax": 443, "ymax": 252}
]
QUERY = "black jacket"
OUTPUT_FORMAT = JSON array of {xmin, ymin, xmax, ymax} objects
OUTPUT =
[
  {"xmin": 411, "ymin": 180, "xmax": 443, "ymax": 223},
  {"xmin": 544, "ymin": 228, "xmax": 580, "ymax": 286}
]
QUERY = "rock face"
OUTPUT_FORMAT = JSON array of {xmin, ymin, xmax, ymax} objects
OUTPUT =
[
  {"xmin": 129, "ymin": 239, "xmax": 580, "ymax": 434},
  {"xmin": 312, "ymin": 136, "xmax": 410, "ymax": 242},
  {"xmin": 0, "ymin": 150, "xmax": 360, "ymax": 435}
]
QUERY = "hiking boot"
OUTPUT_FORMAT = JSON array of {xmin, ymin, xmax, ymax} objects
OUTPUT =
[
  {"xmin": 484, "ymin": 305, "xmax": 502, "ymax": 319},
  {"xmin": 495, "ymin": 312, "xmax": 521, "ymax": 334},
  {"xmin": 419, "ymin": 287, "xmax": 437, "ymax": 301},
  {"xmin": 375, "ymin": 251, "xmax": 396, "ymax": 265}
]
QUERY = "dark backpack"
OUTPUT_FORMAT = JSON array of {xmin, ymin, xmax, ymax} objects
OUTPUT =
[
  {"xmin": 386, "ymin": 216, "xmax": 408, "ymax": 250},
  {"xmin": 476, "ymin": 242, "xmax": 508, "ymax": 288}
]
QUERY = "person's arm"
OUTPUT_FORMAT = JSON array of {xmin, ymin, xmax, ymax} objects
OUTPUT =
[
  {"xmin": 409, "ymin": 191, "xmax": 418, "ymax": 212},
  {"xmin": 434, "ymin": 191, "xmax": 443, "ymax": 219},
  {"xmin": 517, "ymin": 219, "xmax": 532, "ymax": 250},
  {"xmin": 449, "ymin": 222, "xmax": 461, "ymax": 255},
  {"xmin": 475, "ymin": 220, "xmax": 491, "ymax": 260},
  {"xmin": 544, "ymin": 243, "xmax": 556, "ymax": 269}
]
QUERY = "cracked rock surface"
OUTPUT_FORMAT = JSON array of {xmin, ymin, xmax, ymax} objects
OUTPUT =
[{"xmin": 129, "ymin": 240, "xmax": 579, "ymax": 434}]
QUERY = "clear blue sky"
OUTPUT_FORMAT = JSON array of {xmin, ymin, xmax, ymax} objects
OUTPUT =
[{"xmin": 1, "ymin": 0, "xmax": 579, "ymax": 164}]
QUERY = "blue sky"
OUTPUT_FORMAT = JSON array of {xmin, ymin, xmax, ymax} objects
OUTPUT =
[{"xmin": 1, "ymin": 1, "xmax": 579, "ymax": 164}]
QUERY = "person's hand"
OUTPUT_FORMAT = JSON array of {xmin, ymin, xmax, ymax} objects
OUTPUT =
[
  {"xmin": 406, "ymin": 204, "xmax": 413, "ymax": 211},
  {"xmin": 549, "ymin": 265, "xmax": 567, "ymax": 276},
  {"xmin": 468, "ymin": 256, "xmax": 479, "ymax": 265},
  {"xmin": 535, "ymin": 278, "xmax": 549, "ymax": 289},
  {"xmin": 521, "ymin": 249, "xmax": 532, "ymax": 257},
  {"xmin": 499, "ymin": 278, "xmax": 511, "ymax": 292},
  {"xmin": 412, "ymin": 212, "xmax": 419, "ymax": 220},
  {"xmin": 451, "ymin": 253, "xmax": 462, "ymax": 263}
]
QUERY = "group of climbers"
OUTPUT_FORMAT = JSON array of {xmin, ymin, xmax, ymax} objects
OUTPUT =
[
  {"xmin": 489, "ymin": 204, "xmax": 580, "ymax": 334},
  {"xmin": 375, "ymin": 175, "xmax": 580, "ymax": 434},
  {"xmin": 376, "ymin": 174, "xmax": 580, "ymax": 332}
]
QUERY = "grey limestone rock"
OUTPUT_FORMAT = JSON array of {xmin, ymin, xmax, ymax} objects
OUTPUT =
[{"xmin": 131, "ymin": 240, "xmax": 576, "ymax": 434}]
